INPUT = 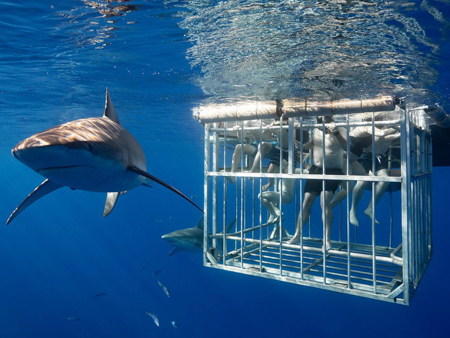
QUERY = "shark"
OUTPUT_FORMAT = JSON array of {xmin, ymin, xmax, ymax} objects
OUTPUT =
[
  {"xmin": 6, "ymin": 88, "xmax": 202, "ymax": 225},
  {"xmin": 161, "ymin": 216, "xmax": 235, "ymax": 255}
]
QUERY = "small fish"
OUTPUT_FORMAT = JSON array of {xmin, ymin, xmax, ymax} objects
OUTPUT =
[
  {"xmin": 171, "ymin": 321, "xmax": 177, "ymax": 328},
  {"xmin": 146, "ymin": 312, "xmax": 159, "ymax": 327},
  {"xmin": 67, "ymin": 317, "xmax": 81, "ymax": 321},
  {"xmin": 152, "ymin": 269, "xmax": 163, "ymax": 278},
  {"xmin": 158, "ymin": 280, "xmax": 170, "ymax": 298},
  {"xmin": 153, "ymin": 219, "xmax": 163, "ymax": 223},
  {"xmin": 92, "ymin": 292, "xmax": 108, "ymax": 298},
  {"xmin": 139, "ymin": 263, "xmax": 147, "ymax": 274}
]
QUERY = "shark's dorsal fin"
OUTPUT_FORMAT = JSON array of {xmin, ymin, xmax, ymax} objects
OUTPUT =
[
  {"xmin": 103, "ymin": 192, "xmax": 120, "ymax": 217},
  {"xmin": 128, "ymin": 166, "xmax": 204, "ymax": 213},
  {"xmin": 103, "ymin": 88, "xmax": 120, "ymax": 124},
  {"xmin": 6, "ymin": 179, "xmax": 63, "ymax": 225},
  {"xmin": 196, "ymin": 215, "xmax": 204, "ymax": 230},
  {"xmin": 226, "ymin": 219, "xmax": 236, "ymax": 233}
]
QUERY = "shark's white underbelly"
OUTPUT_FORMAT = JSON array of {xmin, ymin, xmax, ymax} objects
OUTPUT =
[{"xmin": 38, "ymin": 165, "xmax": 145, "ymax": 192}]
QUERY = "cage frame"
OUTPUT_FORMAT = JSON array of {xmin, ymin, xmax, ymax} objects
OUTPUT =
[{"xmin": 200, "ymin": 98, "xmax": 433, "ymax": 305}]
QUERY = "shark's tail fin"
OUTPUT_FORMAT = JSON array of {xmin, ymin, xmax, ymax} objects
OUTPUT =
[{"xmin": 128, "ymin": 166, "xmax": 204, "ymax": 213}]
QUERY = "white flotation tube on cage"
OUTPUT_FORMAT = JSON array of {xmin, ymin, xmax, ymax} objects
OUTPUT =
[
  {"xmin": 193, "ymin": 96, "xmax": 397, "ymax": 123},
  {"xmin": 192, "ymin": 100, "xmax": 280, "ymax": 123},
  {"xmin": 424, "ymin": 105, "xmax": 450, "ymax": 128},
  {"xmin": 282, "ymin": 96, "xmax": 396, "ymax": 118}
]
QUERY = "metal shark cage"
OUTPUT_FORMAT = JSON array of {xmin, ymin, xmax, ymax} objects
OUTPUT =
[{"xmin": 194, "ymin": 97, "xmax": 436, "ymax": 305}]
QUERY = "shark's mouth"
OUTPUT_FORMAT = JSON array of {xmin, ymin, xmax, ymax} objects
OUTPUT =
[{"xmin": 37, "ymin": 165, "xmax": 93, "ymax": 173}]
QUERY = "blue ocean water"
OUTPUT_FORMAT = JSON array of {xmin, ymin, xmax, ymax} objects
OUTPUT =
[{"xmin": 0, "ymin": 1, "xmax": 449, "ymax": 337}]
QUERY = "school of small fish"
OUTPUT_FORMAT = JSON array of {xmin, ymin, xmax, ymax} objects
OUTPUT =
[
  {"xmin": 144, "ymin": 269, "xmax": 177, "ymax": 328},
  {"xmin": 68, "ymin": 267, "xmax": 177, "ymax": 328}
]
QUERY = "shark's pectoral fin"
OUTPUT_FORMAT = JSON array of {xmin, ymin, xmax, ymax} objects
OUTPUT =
[
  {"xmin": 103, "ymin": 192, "xmax": 120, "ymax": 217},
  {"xmin": 168, "ymin": 247, "xmax": 183, "ymax": 256},
  {"xmin": 6, "ymin": 179, "xmax": 63, "ymax": 225},
  {"xmin": 128, "ymin": 166, "xmax": 204, "ymax": 213}
]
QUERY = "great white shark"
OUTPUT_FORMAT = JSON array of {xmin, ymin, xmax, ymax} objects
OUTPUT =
[
  {"xmin": 6, "ymin": 89, "xmax": 202, "ymax": 225},
  {"xmin": 161, "ymin": 216, "xmax": 235, "ymax": 255}
]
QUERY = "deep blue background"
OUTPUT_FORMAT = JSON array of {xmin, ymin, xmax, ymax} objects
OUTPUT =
[{"xmin": 0, "ymin": 1, "xmax": 449, "ymax": 337}]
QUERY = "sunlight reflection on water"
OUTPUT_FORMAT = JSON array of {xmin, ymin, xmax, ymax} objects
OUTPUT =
[{"xmin": 178, "ymin": 0, "xmax": 448, "ymax": 106}]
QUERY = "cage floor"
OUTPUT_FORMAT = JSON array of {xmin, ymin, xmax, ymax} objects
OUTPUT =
[{"xmin": 219, "ymin": 237, "xmax": 404, "ymax": 299}]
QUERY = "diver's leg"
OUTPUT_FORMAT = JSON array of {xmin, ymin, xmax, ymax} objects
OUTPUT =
[
  {"xmin": 250, "ymin": 142, "xmax": 273, "ymax": 172},
  {"xmin": 364, "ymin": 168, "xmax": 390, "ymax": 224},
  {"xmin": 320, "ymin": 190, "xmax": 334, "ymax": 250},
  {"xmin": 259, "ymin": 191, "xmax": 281, "ymax": 223},
  {"xmin": 349, "ymin": 179, "xmax": 367, "ymax": 227},
  {"xmin": 229, "ymin": 144, "xmax": 256, "ymax": 183},
  {"xmin": 288, "ymin": 191, "xmax": 317, "ymax": 243}
]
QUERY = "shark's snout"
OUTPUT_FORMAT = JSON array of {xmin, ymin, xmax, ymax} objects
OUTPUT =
[
  {"xmin": 11, "ymin": 139, "xmax": 31, "ymax": 161},
  {"xmin": 161, "ymin": 234, "xmax": 176, "ymax": 242},
  {"xmin": 11, "ymin": 147, "xmax": 19, "ymax": 160},
  {"xmin": 161, "ymin": 234, "xmax": 184, "ymax": 247},
  {"xmin": 11, "ymin": 145, "xmax": 37, "ymax": 168}
]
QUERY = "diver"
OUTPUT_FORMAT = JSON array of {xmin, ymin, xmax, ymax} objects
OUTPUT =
[
  {"xmin": 227, "ymin": 119, "xmax": 277, "ymax": 183},
  {"xmin": 288, "ymin": 116, "xmax": 347, "ymax": 251},
  {"xmin": 258, "ymin": 167, "xmax": 304, "ymax": 239},
  {"xmin": 330, "ymin": 117, "xmax": 399, "ymax": 210},
  {"xmin": 349, "ymin": 119, "xmax": 400, "ymax": 226}
]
